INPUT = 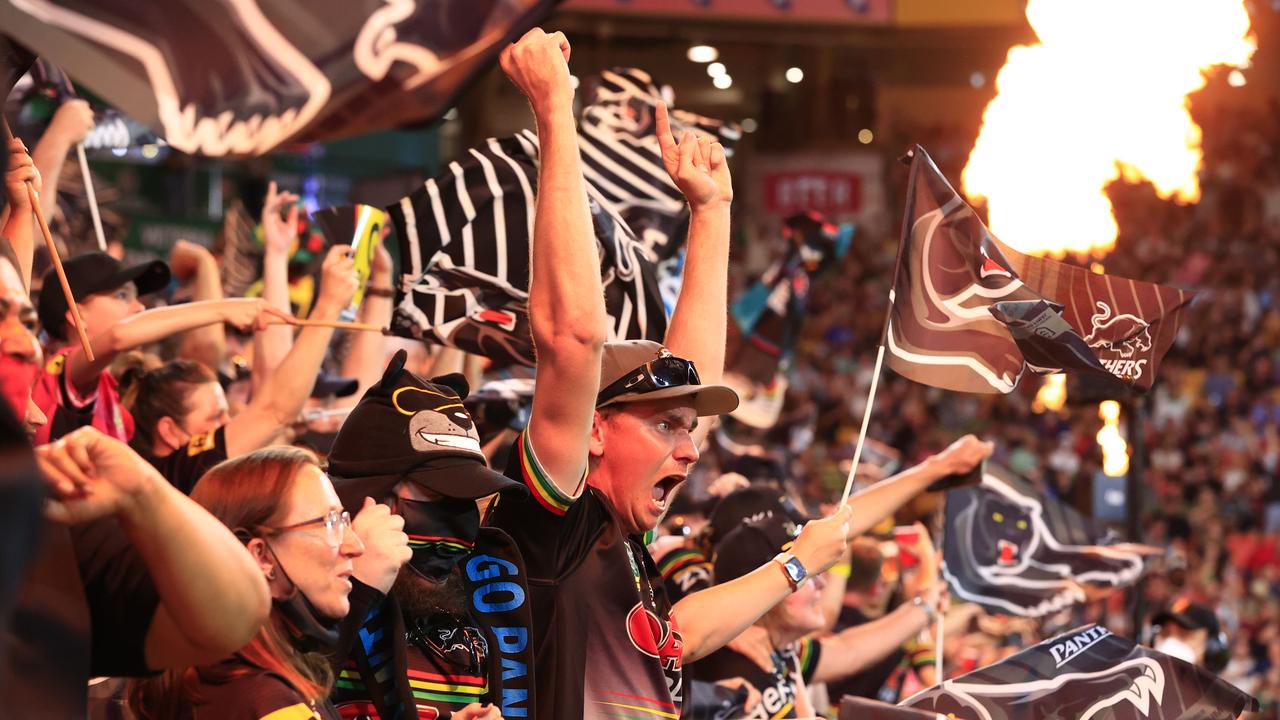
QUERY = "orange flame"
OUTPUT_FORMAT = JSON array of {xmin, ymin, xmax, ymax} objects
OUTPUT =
[
  {"xmin": 1097, "ymin": 400, "xmax": 1129, "ymax": 476},
  {"xmin": 962, "ymin": 0, "xmax": 1255, "ymax": 257}
]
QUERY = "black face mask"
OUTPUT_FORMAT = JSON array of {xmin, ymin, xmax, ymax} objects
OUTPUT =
[
  {"xmin": 264, "ymin": 540, "xmax": 341, "ymax": 653},
  {"xmin": 396, "ymin": 496, "xmax": 480, "ymax": 582}
]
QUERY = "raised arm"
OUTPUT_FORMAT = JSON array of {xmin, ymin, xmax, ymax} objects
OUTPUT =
[
  {"xmin": 64, "ymin": 297, "xmax": 294, "ymax": 395},
  {"xmin": 30, "ymin": 99, "xmax": 94, "ymax": 220},
  {"xmin": 2, "ymin": 137, "xmax": 40, "ymax": 288},
  {"xmin": 842, "ymin": 434, "xmax": 992, "ymax": 540},
  {"xmin": 675, "ymin": 505, "xmax": 851, "ymax": 662},
  {"xmin": 225, "ymin": 244, "xmax": 358, "ymax": 456},
  {"xmin": 336, "ymin": 242, "xmax": 394, "ymax": 408},
  {"xmin": 655, "ymin": 104, "xmax": 731, "ymax": 447},
  {"xmin": 36, "ymin": 427, "xmax": 270, "ymax": 668},
  {"xmin": 811, "ymin": 582, "xmax": 947, "ymax": 684},
  {"xmin": 252, "ymin": 181, "xmax": 298, "ymax": 394},
  {"xmin": 169, "ymin": 240, "xmax": 227, "ymax": 370},
  {"xmin": 504, "ymin": 29, "xmax": 606, "ymax": 491}
]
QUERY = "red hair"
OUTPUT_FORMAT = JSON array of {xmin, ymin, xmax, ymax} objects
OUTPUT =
[{"xmin": 128, "ymin": 447, "xmax": 333, "ymax": 719}]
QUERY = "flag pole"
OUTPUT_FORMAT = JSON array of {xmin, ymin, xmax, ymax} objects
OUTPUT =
[
  {"xmin": 839, "ymin": 147, "xmax": 920, "ymax": 505},
  {"xmin": 75, "ymin": 143, "xmax": 107, "ymax": 251}
]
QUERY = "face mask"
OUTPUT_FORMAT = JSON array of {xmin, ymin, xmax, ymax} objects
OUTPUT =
[
  {"xmin": 264, "ymin": 540, "xmax": 341, "ymax": 653},
  {"xmin": 1155, "ymin": 635, "xmax": 1198, "ymax": 665},
  {"xmin": 397, "ymin": 496, "xmax": 480, "ymax": 582},
  {"xmin": 0, "ymin": 353, "xmax": 37, "ymax": 424}
]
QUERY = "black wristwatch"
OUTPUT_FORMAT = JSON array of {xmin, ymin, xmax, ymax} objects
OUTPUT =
[{"xmin": 773, "ymin": 552, "xmax": 808, "ymax": 591}]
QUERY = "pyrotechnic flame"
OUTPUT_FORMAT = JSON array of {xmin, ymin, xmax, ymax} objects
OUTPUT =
[
  {"xmin": 963, "ymin": 0, "xmax": 1255, "ymax": 257},
  {"xmin": 1032, "ymin": 373, "xmax": 1067, "ymax": 413},
  {"xmin": 1097, "ymin": 400, "xmax": 1129, "ymax": 477}
]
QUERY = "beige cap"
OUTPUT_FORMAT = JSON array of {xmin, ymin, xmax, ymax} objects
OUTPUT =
[{"xmin": 598, "ymin": 340, "xmax": 740, "ymax": 417}]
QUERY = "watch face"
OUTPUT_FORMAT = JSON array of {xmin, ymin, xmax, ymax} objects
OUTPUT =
[{"xmin": 784, "ymin": 557, "xmax": 806, "ymax": 583}]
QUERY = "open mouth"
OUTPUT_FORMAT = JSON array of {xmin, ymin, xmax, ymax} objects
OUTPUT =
[
  {"xmin": 651, "ymin": 475, "xmax": 685, "ymax": 509},
  {"xmin": 417, "ymin": 430, "xmax": 482, "ymax": 454},
  {"xmin": 997, "ymin": 538, "xmax": 1020, "ymax": 566}
]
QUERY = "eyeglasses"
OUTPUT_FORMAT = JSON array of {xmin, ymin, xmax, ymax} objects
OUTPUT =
[
  {"xmin": 596, "ymin": 352, "xmax": 700, "ymax": 407},
  {"xmin": 267, "ymin": 509, "xmax": 352, "ymax": 545}
]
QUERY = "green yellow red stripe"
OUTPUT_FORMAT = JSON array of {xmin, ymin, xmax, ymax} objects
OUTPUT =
[
  {"xmin": 657, "ymin": 549, "xmax": 710, "ymax": 580},
  {"xmin": 519, "ymin": 430, "xmax": 574, "ymax": 516}
]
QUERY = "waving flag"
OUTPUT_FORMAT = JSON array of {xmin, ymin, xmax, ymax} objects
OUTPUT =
[
  {"xmin": 902, "ymin": 624, "xmax": 1257, "ymax": 720},
  {"xmin": 885, "ymin": 146, "xmax": 1195, "ymax": 394},
  {"xmin": 728, "ymin": 210, "xmax": 852, "ymax": 384},
  {"xmin": 0, "ymin": 0, "xmax": 560, "ymax": 156},
  {"xmin": 941, "ymin": 465, "xmax": 1148, "ymax": 618},
  {"xmin": 387, "ymin": 130, "xmax": 667, "ymax": 367},
  {"xmin": 579, "ymin": 68, "xmax": 740, "ymax": 262}
]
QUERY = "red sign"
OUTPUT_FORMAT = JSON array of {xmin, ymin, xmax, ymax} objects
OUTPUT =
[{"xmin": 763, "ymin": 171, "xmax": 862, "ymax": 214}]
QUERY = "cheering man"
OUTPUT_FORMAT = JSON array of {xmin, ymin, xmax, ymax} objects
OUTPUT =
[{"xmin": 488, "ymin": 28, "xmax": 854, "ymax": 720}]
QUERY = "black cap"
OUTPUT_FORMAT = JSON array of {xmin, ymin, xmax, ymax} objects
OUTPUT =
[
  {"xmin": 713, "ymin": 513, "xmax": 802, "ymax": 585},
  {"xmin": 327, "ymin": 350, "xmax": 525, "ymax": 507},
  {"xmin": 1153, "ymin": 601, "xmax": 1220, "ymax": 635},
  {"xmin": 705, "ymin": 484, "xmax": 808, "ymax": 550},
  {"xmin": 311, "ymin": 372, "xmax": 359, "ymax": 399},
  {"xmin": 37, "ymin": 252, "xmax": 170, "ymax": 340}
]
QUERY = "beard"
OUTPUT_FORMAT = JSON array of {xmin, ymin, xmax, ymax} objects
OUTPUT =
[{"xmin": 391, "ymin": 563, "xmax": 469, "ymax": 620}]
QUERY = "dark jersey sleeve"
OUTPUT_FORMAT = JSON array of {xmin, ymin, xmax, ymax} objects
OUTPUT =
[
  {"xmin": 489, "ymin": 430, "xmax": 601, "ymax": 580},
  {"xmin": 156, "ymin": 425, "xmax": 229, "ymax": 495},
  {"xmin": 72, "ymin": 517, "xmax": 160, "ymax": 677}
]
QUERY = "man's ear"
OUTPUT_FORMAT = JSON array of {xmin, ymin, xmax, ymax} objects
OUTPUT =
[
  {"xmin": 155, "ymin": 416, "xmax": 187, "ymax": 452},
  {"xmin": 63, "ymin": 306, "xmax": 84, "ymax": 340},
  {"xmin": 588, "ymin": 410, "xmax": 608, "ymax": 459}
]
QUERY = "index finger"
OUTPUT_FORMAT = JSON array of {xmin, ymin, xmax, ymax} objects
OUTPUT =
[{"xmin": 655, "ymin": 103, "xmax": 676, "ymax": 151}]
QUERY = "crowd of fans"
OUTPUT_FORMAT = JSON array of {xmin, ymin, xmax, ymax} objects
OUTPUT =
[{"xmin": 1, "ymin": 27, "xmax": 1277, "ymax": 719}]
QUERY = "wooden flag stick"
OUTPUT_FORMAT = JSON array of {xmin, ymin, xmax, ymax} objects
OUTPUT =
[
  {"xmin": 27, "ymin": 184, "xmax": 94, "ymax": 361},
  {"xmin": 75, "ymin": 143, "xmax": 107, "ymax": 251},
  {"xmin": 269, "ymin": 318, "xmax": 386, "ymax": 333}
]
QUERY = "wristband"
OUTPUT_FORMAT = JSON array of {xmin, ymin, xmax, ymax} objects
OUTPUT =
[
  {"xmin": 365, "ymin": 286, "xmax": 395, "ymax": 298},
  {"xmin": 913, "ymin": 595, "xmax": 936, "ymax": 624}
]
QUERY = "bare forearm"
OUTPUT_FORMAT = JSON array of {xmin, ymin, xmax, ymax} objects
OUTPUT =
[
  {"xmin": 674, "ymin": 563, "xmax": 792, "ymax": 662},
  {"xmin": 814, "ymin": 602, "xmax": 929, "ymax": 683},
  {"xmin": 336, "ymin": 281, "xmax": 392, "ymax": 408},
  {"xmin": 664, "ymin": 205, "xmax": 730, "ymax": 384},
  {"xmin": 255, "ymin": 301, "xmax": 340, "ymax": 425},
  {"xmin": 253, "ymin": 251, "xmax": 293, "ymax": 392},
  {"xmin": 1, "ymin": 207, "xmax": 34, "ymax": 289},
  {"xmin": 121, "ymin": 473, "xmax": 270, "ymax": 659},
  {"xmin": 844, "ymin": 459, "xmax": 943, "ymax": 538},
  {"xmin": 69, "ymin": 300, "xmax": 237, "ymax": 391},
  {"xmin": 30, "ymin": 135, "xmax": 70, "ymax": 219},
  {"xmin": 176, "ymin": 255, "xmax": 227, "ymax": 369},
  {"xmin": 529, "ymin": 108, "xmax": 606, "ymax": 349}
]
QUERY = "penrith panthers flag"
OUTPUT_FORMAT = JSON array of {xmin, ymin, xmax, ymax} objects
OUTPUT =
[
  {"xmin": 885, "ymin": 146, "xmax": 1195, "ymax": 394},
  {"xmin": 902, "ymin": 624, "xmax": 1258, "ymax": 720},
  {"xmin": 941, "ymin": 465, "xmax": 1149, "ymax": 618},
  {"xmin": 839, "ymin": 696, "xmax": 944, "ymax": 720},
  {"xmin": 386, "ymin": 130, "xmax": 667, "ymax": 367},
  {"xmin": 0, "ymin": 0, "xmax": 560, "ymax": 156}
]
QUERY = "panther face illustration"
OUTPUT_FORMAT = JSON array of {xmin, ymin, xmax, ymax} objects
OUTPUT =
[
  {"xmin": 392, "ymin": 384, "xmax": 483, "ymax": 457},
  {"xmin": 971, "ymin": 494, "xmax": 1034, "ymax": 568}
]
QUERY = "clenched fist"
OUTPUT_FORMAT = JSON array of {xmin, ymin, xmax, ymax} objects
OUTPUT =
[{"xmin": 499, "ymin": 27, "xmax": 574, "ymax": 117}]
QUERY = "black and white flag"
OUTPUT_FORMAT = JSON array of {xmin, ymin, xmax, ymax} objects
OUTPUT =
[
  {"xmin": 901, "ymin": 624, "xmax": 1258, "ymax": 720},
  {"xmin": 942, "ymin": 465, "xmax": 1149, "ymax": 618},
  {"xmin": 0, "ymin": 0, "xmax": 560, "ymax": 156},
  {"xmin": 387, "ymin": 130, "xmax": 667, "ymax": 367}
]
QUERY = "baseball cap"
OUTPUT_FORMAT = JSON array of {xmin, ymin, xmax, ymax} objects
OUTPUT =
[
  {"xmin": 1153, "ymin": 600, "xmax": 1220, "ymax": 635},
  {"xmin": 311, "ymin": 372, "xmax": 359, "ymax": 399},
  {"xmin": 37, "ymin": 251, "xmax": 170, "ymax": 340},
  {"xmin": 597, "ymin": 340, "xmax": 738, "ymax": 417},
  {"xmin": 327, "ymin": 349, "xmax": 525, "ymax": 507},
  {"xmin": 713, "ymin": 512, "xmax": 802, "ymax": 584},
  {"xmin": 705, "ymin": 484, "xmax": 808, "ymax": 550}
]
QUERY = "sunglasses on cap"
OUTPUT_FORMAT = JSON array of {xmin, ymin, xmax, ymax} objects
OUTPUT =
[{"xmin": 596, "ymin": 351, "xmax": 700, "ymax": 407}]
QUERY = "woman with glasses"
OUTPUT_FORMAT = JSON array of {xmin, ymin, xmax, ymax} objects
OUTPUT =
[{"xmin": 129, "ymin": 446, "xmax": 390, "ymax": 720}]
